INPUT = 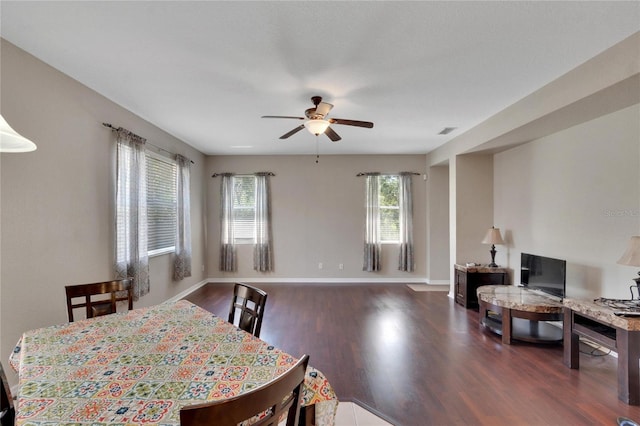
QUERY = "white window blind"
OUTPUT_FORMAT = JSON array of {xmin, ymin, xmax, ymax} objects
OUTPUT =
[
  {"xmin": 146, "ymin": 153, "xmax": 177, "ymax": 254},
  {"xmin": 233, "ymin": 176, "xmax": 256, "ymax": 241},
  {"xmin": 379, "ymin": 175, "xmax": 400, "ymax": 243}
]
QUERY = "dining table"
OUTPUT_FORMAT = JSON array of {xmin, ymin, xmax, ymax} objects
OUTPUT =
[{"xmin": 9, "ymin": 299, "xmax": 338, "ymax": 425}]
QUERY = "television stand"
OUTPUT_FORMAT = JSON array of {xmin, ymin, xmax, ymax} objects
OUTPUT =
[
  {"xmin": 477, "ymin": 285, "xmax": 564, "ymax": 344},
  {"xmin": 563, "ymin": 298, "xmax": 640, "ymax": 405}
]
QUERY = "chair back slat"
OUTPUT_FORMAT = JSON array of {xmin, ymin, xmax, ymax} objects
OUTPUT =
[
  {"xmin": 228, "ymin": 283, "xmax": 267, "ymax": 337},
  {"xmin": 1, "ymin": 362, "xmax": 15, "ymax": 426},
  {"xmin": 65, "ymin": 279, "xmax": 133, "ymax": 322},
  {"xmin": 180, "ymin": 354, "xmax": 309, "ymax": 426}
]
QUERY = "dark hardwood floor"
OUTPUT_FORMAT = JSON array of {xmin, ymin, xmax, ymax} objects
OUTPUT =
[{"xmin": 185, "ymin": 283, "xmax": 640, "ymax": 426}]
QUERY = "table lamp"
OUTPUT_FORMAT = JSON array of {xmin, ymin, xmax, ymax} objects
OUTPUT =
[
  {"xmin": 482, "ymin": 226, "xmax": 504, "ymax": 267},
  {"xmin": 617, "ymin": 235, "xmax": 640, "ymax": 290}
]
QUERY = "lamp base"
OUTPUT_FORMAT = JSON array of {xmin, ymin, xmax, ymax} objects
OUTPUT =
[{"xmin": 488, "ymin": 245, "xmax": 498, "ymax": 268}]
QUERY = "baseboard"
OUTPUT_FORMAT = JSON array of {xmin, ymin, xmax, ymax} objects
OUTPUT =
[
  {"xmin": 204, "ymin": 277, "xmax": 429, "ymax": 284},
  {"xmin": 165, "ymin": 279, "xmax": 210, "ymax": 303},
  {"xmin": 342, "ymin": 398, "xmax": 398, "ymax": 425},
  {"xmin": 426, "ymin": 279, "xmax": 450, "ymax": 285}
]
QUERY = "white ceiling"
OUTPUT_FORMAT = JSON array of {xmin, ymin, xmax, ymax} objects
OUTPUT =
[{"xmin": 1, "ymin": 1, "xmax": 639, "ymax": 156}]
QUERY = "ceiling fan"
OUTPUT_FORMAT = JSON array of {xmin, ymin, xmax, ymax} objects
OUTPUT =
[{"xmin": 262, "ymin": 96, "xmax": 374, "ymax": 142}]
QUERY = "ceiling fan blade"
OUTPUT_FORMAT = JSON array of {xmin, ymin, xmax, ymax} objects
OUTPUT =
[
  {"xmin": 262, "ymin": 115, "xmax": 305, "ymax": 120},
  {"xmin": 315, "ymin": 102, "xmax": 333, "ymax": 118},
  {"xmin": 324, "ymin": 126, "xmax": 342, "ymax": 142},
  {"xmin": 329, "ymin": 118, "xmax": 374, "ymax": 128},
  {"xmin": 279, "ymin": 125, "xmax": 305, "ymax": 139}
]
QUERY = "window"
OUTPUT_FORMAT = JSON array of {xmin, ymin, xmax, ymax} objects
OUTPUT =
[
  {"xmin": 232, "ymin": 175, "xmax": 256, "ymax": 242},
  {"xmin": 379, "ymin": 175, "xmax": 400, "ymax": 243},
  {"xmin": 146, "ymin": 153, "xmax": 177, "ymax": 255}
]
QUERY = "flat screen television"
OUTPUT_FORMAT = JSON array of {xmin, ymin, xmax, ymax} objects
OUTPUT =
[{"xmin": 521, "ymin": 252, "xmax": 566, "ymax": 299}]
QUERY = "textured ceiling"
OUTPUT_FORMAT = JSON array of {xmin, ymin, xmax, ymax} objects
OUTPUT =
[{"xmin": 1, "ymin": 1, "xmax": 639, "ymax": 156}]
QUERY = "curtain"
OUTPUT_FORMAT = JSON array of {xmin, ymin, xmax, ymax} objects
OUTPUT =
[
  {"xmin": 398, "ymin": 172, "xmax": 415, "ymax": 272},
  {"xmin": 363, "ymin": 173, "xmax": 381, "ymax": 271},
  {"xmin": 220, "ymin": 173, "xmax": 236, "ymax": 271},
  {"xmin": 173, "ymin": 154, "xmax": 192, "ymax": 281},
  {"xmin": 253, "ymin": 173, "xmax": 273, "ymax": 272},
  {"xmin": 115, "ymin": 128, "xmax": 150, "ymax": 300}
]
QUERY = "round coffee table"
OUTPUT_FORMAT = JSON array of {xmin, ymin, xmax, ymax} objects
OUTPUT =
[{"xmin": 477, "ymin": 285, "xmax": 564, "ymax": 344}]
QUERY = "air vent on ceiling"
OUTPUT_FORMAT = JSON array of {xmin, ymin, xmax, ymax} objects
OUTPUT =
[{"xmin": 438, "ymin": 127, "xmax": 457, "ymax": 135}]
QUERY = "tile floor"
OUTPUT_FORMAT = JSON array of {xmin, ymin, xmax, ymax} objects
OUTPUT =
[{"xmin": 334, "ymin": 402, "xmax": 394, "ymax": 426}]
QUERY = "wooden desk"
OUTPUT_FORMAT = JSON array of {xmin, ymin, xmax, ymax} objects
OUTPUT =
[
  {"xmin": 477, "ymin": 285, "xmax": 564, "ymax": 344},
  {"xmin": 563, "ymin": 298, "xmax": 640, "ymax": 405},
  {"xmin": 454, "ymin": 264, "xmax": 508, "ymax": 309}
]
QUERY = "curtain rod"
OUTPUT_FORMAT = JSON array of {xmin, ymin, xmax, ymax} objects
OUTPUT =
[
  {"xmin": 356, "ymin": 172, "xmax": 420, "ymax": 176},
  {"xmin": 212, "ymin": 172, "xmax": 276, "ymax": 178},
  {"xmin": 102, "ymin": 123, "xmax": 194, "ymax": 164}
]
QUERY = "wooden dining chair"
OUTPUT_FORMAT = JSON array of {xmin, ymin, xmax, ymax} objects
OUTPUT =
[
  {"xmin": 65, "ymin": 279, "xmax": 133, "ymax": 322},
  {"xmin": 228, "ymin": 283, "xmax": 268, "ymax": 338},
  {"xmin": 180, "ymin": 354, "xmax": 309, "ymax": 426},
  {"xmin": 1, "ymin": 362, "xmax": 14, "ymax": 426}
]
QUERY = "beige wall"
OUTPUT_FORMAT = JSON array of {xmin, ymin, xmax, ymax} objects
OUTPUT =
[
  {"xmin": 0, "ymin": 40, "xmax": 207, "ymax": 380},
  {"xmin": 455, "ymin": 155, "xmax": 494, "ymax": 265},
  {"xmin": 426, "ymin": 165, "xmax": 449, "ymax": 282},
  {"xmin": 425, "ymin": 32, "xmax": 640, "ymax": 296},
  {"xmin": 494, "ymin": 104, "xmax": 640, "ymax": 299},
  {"xmin": 205, "ymin": 155, "xmax": 427, "ymax": 281}
]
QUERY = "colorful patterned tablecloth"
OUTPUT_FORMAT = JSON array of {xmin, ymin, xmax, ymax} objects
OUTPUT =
[{"xmin": 9, "ymin": 300, "xmax": 337, "ymax": 425}]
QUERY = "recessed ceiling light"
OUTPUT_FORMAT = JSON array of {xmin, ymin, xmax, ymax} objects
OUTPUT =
[
  {"xmin": 438, "ymin": 127, "xmax": 457, "ymax": 135},
  {"xmin": 231, "ymin": 145, "xmax": 253, "ymax": 149}
]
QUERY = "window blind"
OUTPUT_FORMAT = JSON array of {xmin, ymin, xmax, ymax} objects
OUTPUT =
[
  {"xmin": 146, "ymin": 154, "xmax": 177, "ymax": 252},
  {"xmin": 233, "ymin": 176, "xmax": 256, "ymax": 241}
]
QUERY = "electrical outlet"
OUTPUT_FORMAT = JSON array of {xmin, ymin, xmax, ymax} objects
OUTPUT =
[
  {"xmin": 339, "ymin": 263, "xmax": 344, "ymax": 270},
  {"xmin": 318, "ymin": 262, "xmax": 323, "ymax": 269}
]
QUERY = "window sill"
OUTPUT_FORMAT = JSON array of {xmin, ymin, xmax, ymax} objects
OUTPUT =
[{"xmin": 149, "ymin": 247, "xmax": 175, "ymax": 258}]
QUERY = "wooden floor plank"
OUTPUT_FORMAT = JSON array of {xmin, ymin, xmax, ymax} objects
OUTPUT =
[{"xmin": 185, "ymin": 283, "xmax": 640, "ymax": 426}]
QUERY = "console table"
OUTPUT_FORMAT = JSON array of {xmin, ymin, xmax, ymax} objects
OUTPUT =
[
  {"xmin": 454, "ymin": 264, "xmax": 508, "ymax": 309},
  {"xmin": 477, "ymin": 285, "xmax": 564, "ymax": 344},
  {"xmin": 563, "ymin": 298, "xmax": 640, "ymax": 405}
]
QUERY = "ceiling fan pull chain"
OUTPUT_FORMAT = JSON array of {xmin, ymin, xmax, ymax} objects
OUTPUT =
[{"xmin": 315, "ymin": 135, "xmax": 320, "ymax": 164}]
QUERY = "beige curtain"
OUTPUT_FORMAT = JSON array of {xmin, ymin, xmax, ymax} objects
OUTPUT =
[
  {"xmin": 398, "ymin": 172, "xmax": 415, "ymax": 272},
  {"xmin": 253, "ymin": 173, "xmax": 273, "ymax": 272},
  {"xmin": 363, "ymin": 173, "xmax": 381, "ymax": 271},
  {"xmin": 115, "ymin": 128, "xmax": 149, "ymax": 300},
  {"xmin": 173, "ymin": 154, "xmax": 192, "ymax": 280},
  {"xmin": 219, "ymin": 173, "xmax": 237, "ymax": 271}
]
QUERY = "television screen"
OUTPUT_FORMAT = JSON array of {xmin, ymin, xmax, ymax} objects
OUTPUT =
[{"xmin": 521, "ymin": 253, "xmax": 566, "ymax": 299}]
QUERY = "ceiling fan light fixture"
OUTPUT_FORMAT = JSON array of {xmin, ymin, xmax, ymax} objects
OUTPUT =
[{"xmin": 304, "ymin": 119, "xmax": 330, "ymax": 136}]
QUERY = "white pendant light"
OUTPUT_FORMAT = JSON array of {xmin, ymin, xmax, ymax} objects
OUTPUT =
[
  {"xmin": 304, "ymin": 119, "xmax": 330, "ymax": 136},
  {"xmin": 0, "ymin": 114, "xmax": 37, "ymax": 152}
]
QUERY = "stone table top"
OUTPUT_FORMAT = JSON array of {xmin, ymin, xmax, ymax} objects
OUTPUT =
[
  {"xmin": 455, "ymin": 264, "xmax": 509, "ymax": 274},
  {"xmin": 477, "ymin": 285, "xmax": 564, "ymax": 313},
  {"xmin": 563, "ymin": 298, "xmax": 640, "ymax": 331}
]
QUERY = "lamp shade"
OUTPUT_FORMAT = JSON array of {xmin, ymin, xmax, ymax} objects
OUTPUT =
[
  {"xmin": 482, "ymin": 227, "xmax": 504, "ymax": 245},
  {"xmin": 0, "ymin": 114, "xmax": 37, "ymax": 152},
  {"xmin": 304, "ymin": 119, "xmax": 330, "ymax": 136},
  {"xmin": 617, "ymin": 236, "xmax": 640, "ymax": 267}
]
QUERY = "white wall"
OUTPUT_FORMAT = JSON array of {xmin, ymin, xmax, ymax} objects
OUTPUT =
[
  {"xmin": 0, "ymin": 39, "xmax": 207, "ymax": 382},
  {"xmin": 205, "ymin": 155, "xmax": 427, "ymax": 281},
  {"xmin": 494, "ymin": 104, "xmax": 640, "ymax": 299}
]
